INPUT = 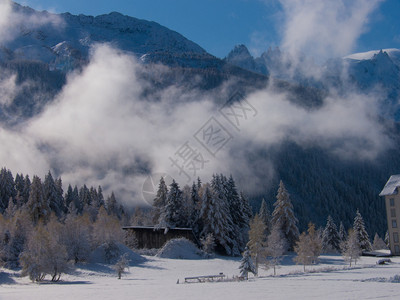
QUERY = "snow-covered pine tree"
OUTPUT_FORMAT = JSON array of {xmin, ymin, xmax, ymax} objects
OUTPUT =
[
  {"xmin": 97, "ymin": 186, "xmax": 105, "ymax": 207},
  {"xmin": 14, "ymin": 173, "xmax": 25, "ymax": 200},
  {"xmin": 27, "ymin": 175, "xmax": 50, "ymax": 224},
  {"xmin": 79, "ymin": 185, "xmax": 92, "ymax": 208},
  {"xmin": 239, "ymin": 247, "xmax": 256, "ymax": 280},
  {"xmin": 322, "ymin": 215, "xmax": 340, "ymax": 253},
  {"xmin": 353, "ymin": 209, "xmax": 372, "ymax": 252},
  {"xmin": 240, "ymin": 191, "xmax": 253, "ymax": 224},
  {"xmin": 0, "ymin": 168, "xmax": 16, "ymax": 213},
  {"xmin": 247, "ymin": 214, "xmax": 266, "ymax": 275},
  {"xmin": 225, "ymin": 175, "xmax": 247, "ymax": 253},
  {"xmin": 44, "ymin": 171, "xmax": 64, "ymax": 218},
  {"xmin": 106, "ymin": 191, "xmax": 119, "ymax": 217},
  {"xmin": 259, "ymin": 198, "xmax": 271, "ymax": 235},
  {"xmin": 164, "ymin": 180, "xmax": 185, "ymax": 227},
  {"xmin": 338, "ymin": 221, "xmax": 347, "ymax": 243},
  {"xmin": 64, "ymin": 184, "xmax": 74, "ymax": 211},
  {"xmin": 200, "ymin": 181, "xmax": 234, "ymax": 255},
  {"xmin": 152, "ymin": 177, "xmax": 169, "ymax": 224},
  {"xmin": 189, "ymin": 182, "xmax": 201, "ymax": 237},
  {"xmin": 22, "ymin": 175, "xmax": 31, "ymax": 205},
  {"xmin": 271, "ymin": 180, "xmax": 299, "ymax": 250},
  {"xmin": 372, "ymin": 233, "xmax": 387, "ymax": 250}
]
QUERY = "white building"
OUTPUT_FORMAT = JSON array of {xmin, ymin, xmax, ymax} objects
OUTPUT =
[{"xmin": 379, "ymin": 175, "xmax": 400, "ymax": 255}]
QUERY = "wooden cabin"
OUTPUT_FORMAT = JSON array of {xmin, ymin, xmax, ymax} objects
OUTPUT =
[{"xmin": 122, "ymin": 226, "xmax": 198, "ymax": 249}]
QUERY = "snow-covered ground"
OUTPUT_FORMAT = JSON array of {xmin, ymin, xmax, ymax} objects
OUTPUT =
[{"xmin": 1, "ymin": 254, "xmax": 400, "ymax": 299}]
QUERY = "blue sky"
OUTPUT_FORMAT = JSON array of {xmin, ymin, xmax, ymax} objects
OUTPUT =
[{"xmin": 20, "ymin": 0, "xmax": 400, "ymax": 58}]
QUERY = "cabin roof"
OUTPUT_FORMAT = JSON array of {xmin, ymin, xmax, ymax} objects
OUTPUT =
[
  {"xmin": 379, "ymin": 174, "xmax": 400, "ymax": 196},
  {"xmin": 122, "ymin": 226, "xmax": 193, "ymax": 231}
]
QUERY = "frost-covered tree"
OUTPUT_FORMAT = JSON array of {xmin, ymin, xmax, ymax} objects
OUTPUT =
[
  {"xmin": 265, "ymin": 224, "xmax": 287, "ymax": 275},
  {"xmin": 247, "ymin": 214, "xmax": 266, "ymax": 275},
  {"xmin": 322, "ymin": 216, "xmax": 340, "ymax": 253},
  {"xmin": 0, "ymin": 168, "xmax": 15, "ymax": 213},
  {"xmin": 307, "ymin": 223, "xmax": 322, "ymax": 262},
  {"xmin": 239, "ymin": 247, "xmax": 256, "ymax": 280},
  {"xmin": 372, "ymin": 233, "xmax": 387, "ymax": 250},
  {"xmin": 62, "ymin": 213, "xmax": 91, "ymax": 263},
  {"xmin": 341, "ymin": 229, "xmax": 361, "ymax": 267},
  {"xmin": 200, "ymin": 182, "xmax": 234, "ymax": 255},
  {"xmin": 189, "ymin": 182, "xmax": 201, "ymax": 237},
  {"xmin": 201, "ymin": 233, "xmax": 216, "ymax": 257},
  {"xmin": 106, "ymin": 192, "xmax": 119, "ymax": 217},
  {"xmin": 92, "ymin": 206, "xmax": 124, "ymax": 249},
  {"xmin": 338, "ymin": 222, "xmax": 347, "ymax": 243},
  {"xmin": 294, "ymin": 232, "xmax": 314, "ymax": 272},
  {"xmin": 259, "ymin": 198, "xmax": 271, "ymax": 235},
  {"xmin": 152, "ymin": 177, "xmax": 168, "ymax": 223},
  {"xmin": 114, "ymin": 253, "xmax": 129, "ymax": 279},
  {"xmin": 159, "ymin": 180, "xmax": 184, "ymax": 228},
  {"xmin": 224, "ymin": 175, "xmax": 248, "ymax": 253},
  {"xmin": 20, "ymin": 221, "xmax": 69, "ymax": 282},
  {"xmin": 353, "ymin": 209, "xmax": 372, "ymax": 252},
  {"xmin": 271, "ymin": 180, "xmax": 299, "ymax": 250},
  {"xmin": 44, "ymin": 171, "xmax": 64, "ymax": 218},
  {"xmin": 27, "ymin": 175, "xmax": 50, "ymax": 224}
]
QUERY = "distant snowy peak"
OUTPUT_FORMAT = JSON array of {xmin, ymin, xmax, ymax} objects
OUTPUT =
[{"xmin": 344, "ymin": 49, "xmax": 400, "ymax": 62}]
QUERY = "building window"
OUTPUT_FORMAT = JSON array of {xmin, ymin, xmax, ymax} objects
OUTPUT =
[
  {"xmin": 391, "ymin": 209, "xmax": 397, "ymax": 218},
  {"xmin": 394, "ymin": 232, "xmax": 399, "ymax": 243},
  {"xmin": 390, "ymin": 198, "xmax": 395, "ymax": 206},
  {"xmin": 393, "ymin": 220, "xmax": 398, "ymax": 228},
  {"xmin": 395, "ymin": 245, "xmax": 400, "ymax": 255}
]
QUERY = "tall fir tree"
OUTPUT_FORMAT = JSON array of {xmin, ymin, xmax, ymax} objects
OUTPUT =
[
  {"xmin": 271, "ymin": 180, "xmax": 299, "ymax": 250},
  {"xmin": 0, "ymin": 168, "xmax": 16, "ymax": 213},
  {"xmin": 239, "ymin": 247, "xmax": 256, "ymax": 280},
  {"xmin": 27, "ymin": 175, "xmax": 50, "ymax": 224},
  {"xmin": 338, "ymin": 221, "xmax": 347, "ymax": 243},
  {"xmin": 259, "ymin": 198, "xmax": 271, "ymax": 235},
  {"xmin": 44, "ymin": 171, "xmax": 64, "ymax": 218},
  {"xmin": 189, "ymin": 182, "xmax": 201, "ymax": 237},
  {"xmin": 153, "ymin": 177, "xmax": 168, "ymax": 224},
  {"xmin": 353, "ymin": 209, "xmax": 372, "ymax": 252},
  {"xmin": 22, "ymin": 175, "xmax": 31, "ymax": 205},
  {"xmin": 106, "ymin": 192, "xmax": 118, "ymax": 217},
  {"xmin": 163, "ymin": 180, "xmax": 184, "ymax": 228},
  {"xmin": 322, "ymin": 215, "xmax": 340, "ymax": 253},
  {"xmin": 200, "ymin": 182, "xmax": 234, "ymax": 255}
]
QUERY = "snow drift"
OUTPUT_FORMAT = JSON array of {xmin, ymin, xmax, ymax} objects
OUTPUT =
[
  {"xmin": 89, "ymin": 242, "xmax": 146, "ymax": 265},
  {"xmin": 156, "ymin": 238, "xmax": 203, "ymax": 259}
]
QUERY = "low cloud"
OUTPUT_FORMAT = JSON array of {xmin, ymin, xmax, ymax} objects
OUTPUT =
[{"xmin": 0, "ymin": 1, "xmax": 392, "ymax": 206}]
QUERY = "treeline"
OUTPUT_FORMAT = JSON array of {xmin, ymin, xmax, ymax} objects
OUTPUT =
[
  {"xmin": 151, "ymin": 174, "xmax": 252, "ymax": 256},
  {"xmin": 0, "ymin": 167, "xmax": 126, "ymax": 281},
  {"xmin": 0, "ymin": 168, "xmax": 126, "ymax": 220}
]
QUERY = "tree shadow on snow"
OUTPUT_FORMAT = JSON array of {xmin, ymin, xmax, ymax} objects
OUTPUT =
[{"xmin": 0, "ymin": 271, "xmax": 17, "ymax": 284}]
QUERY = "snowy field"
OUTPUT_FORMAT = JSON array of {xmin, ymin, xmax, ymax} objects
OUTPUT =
[{"xmin": 2, "ymin": 254, "xmax": 400, "ymax": 299}]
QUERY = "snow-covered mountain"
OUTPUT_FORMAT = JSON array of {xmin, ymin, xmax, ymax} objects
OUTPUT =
[{"xmin": 1, "ymin": 2, "xmax": 208, "ymax": 72}]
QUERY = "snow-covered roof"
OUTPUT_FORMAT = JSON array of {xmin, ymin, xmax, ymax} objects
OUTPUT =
[
  {"xmin": 122, "ymin": 226, "xmax": 193, "ymax": 231},
  {"xmin": 379, "ymin": 175, "xmax": 400, "ymax": 196}
]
